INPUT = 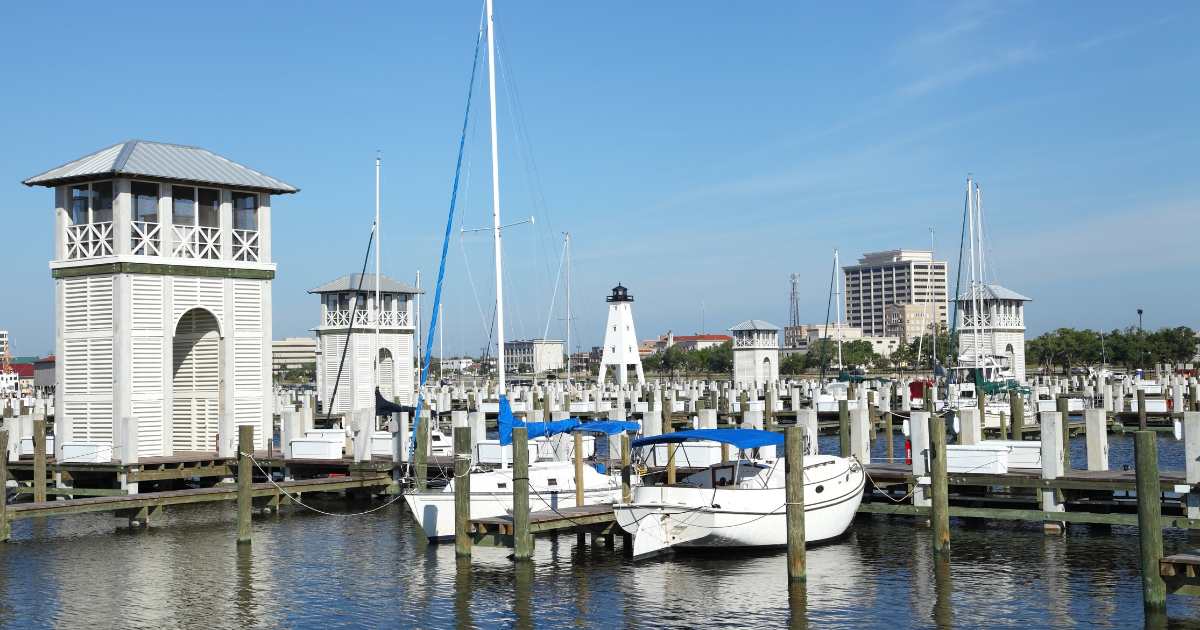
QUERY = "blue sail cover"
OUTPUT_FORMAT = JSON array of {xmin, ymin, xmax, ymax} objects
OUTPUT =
[
  {"xmin": 498, "ymin": 395, "xmax": 519, "ymax": 446},
  {"xmin": 631, "ymin": 428, "xmax": 783, "ymax": 450},
  {"xmin": 572, "ymin": 420, "xmax": 640, "ymax": 436},
  {"xmin": 525, "ymin": 418, "xmax": 582, "ymax": 439}
]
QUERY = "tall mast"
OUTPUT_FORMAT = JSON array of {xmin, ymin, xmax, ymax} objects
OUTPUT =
[
  {"xmin": 485, "ymin": 0, "xmax": 507, "ymax": 395},
  {"xmin": 834, "ymin": 249, "xmax": 843, "ymax": 369},
  {"xmin": 374, "ymin": 153, "xmax": 381, "ymax": 390},
  {"xmin": 564, "ymin": 231, "xmax": 572, "ymax": 388},
  {"xmin": 929, "ymin": 227, "xmax": 936, "ymax": 375}
]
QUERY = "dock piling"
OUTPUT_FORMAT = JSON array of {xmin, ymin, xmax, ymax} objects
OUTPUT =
[
  {"xmin": 33, "ymin": 419, "xmax": 46, "ymax": 504},
  {"xmin": 838, "ymin": 399, "xmax": 850, "ymax": 456},
  {"xmin": 1085, "ymin": 409, "xmax": 1108, "ymax": 471},
  {"xmin": 1010, "ymin": 393, "xmax": 1024, "ymax": 440},
  {"xmin": 454, "ymin": 423, "xmax": 472, "ymax": 557},
  {"xmin": 1185, "ymin": 411, "xmax": 1199, "ymax": 520},
  {"xmin": 620, "ymin": 433, "xmax": 631, "ymax": 504},
  {"xmin": 1134, "ymin": 430, "xmax": 1166, "ymax": 614},
  {"xmin": 415, "ymin": 410, "xmax": 430, "ymax": 492},
  {"xmin": 1040, "ymin": 411, "xmax": 1065, "ymax": 532},
  {"xmin": 1056, "ymin": 395, "xmax": 1071, "ymax": 471},
  {"xmin": 929, "ymin": 413, "xmax": 950, "ymax": 555},
  {"xmin": 574, "ymin": 431, "xmax": 584, "ymax": 507},
  {"xmin": 237, "ymin": 424, "xmax": 253, "ymax": 545},
  {"xmin": 884, "ymin": 412, "xmax": 894, "ymax": 462},
  {"xmin": 512, "ymin": 426, "xmax": 532, "ymax": 560},
  {"xmin": 1, "ymin": 430, "xmax": 8, "ymax": 542},
  {"xmin": 784, "ymin": 426, "xmax": 806, "ymax": 581},
  {"xmin": 1137, "ymin": 389, "xmax": 1148, "ymax": 430}
]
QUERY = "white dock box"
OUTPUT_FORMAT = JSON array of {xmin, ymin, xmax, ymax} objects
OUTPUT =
[
  {"xmin": 19, "ymin": 435, "xmax": 55, "ymax": 457},
  {"xmin": 59, "ymin": 440, "xmax": 110, "ymax": 463},
  {"xmin": 986, "ymin": 440, "xmax": 1042, "ymax": 469},
  {"xmin": 945, "ymin": 444, "xmax": 1010, "ymax": 474},
  {"xmin": 371, "ymin": 431, "xmax": 394, "ymax": 457},
  {"xmin": 290, "ymin": 438, "xmax": 344, "ymax": 460}
]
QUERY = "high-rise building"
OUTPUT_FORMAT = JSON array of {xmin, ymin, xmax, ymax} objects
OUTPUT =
[{"xmin": 843, "ymin": 250, "xmax": 948, "ymax": 337}]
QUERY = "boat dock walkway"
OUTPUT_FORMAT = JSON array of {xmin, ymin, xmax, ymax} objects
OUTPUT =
[{"xmin": 469, "ymin": 504, "xmax": 617, "ymax": 547}]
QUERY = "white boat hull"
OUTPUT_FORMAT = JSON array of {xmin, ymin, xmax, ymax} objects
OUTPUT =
[{"xmin": 614, "ymin": 455, "xmax": 865, "ymax": 558}]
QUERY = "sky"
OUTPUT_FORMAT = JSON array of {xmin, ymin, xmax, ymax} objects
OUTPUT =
[{"xmin": 1, "ymin": 1, "xmax": 1197, "ymax": 358}]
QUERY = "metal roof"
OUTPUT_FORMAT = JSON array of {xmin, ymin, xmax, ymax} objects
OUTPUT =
[
  {"xmin": 22, "ymin": 140, "xmax": 298, "ymax": 194},
  {"xmin": 730, "ymin": 319, "xmax": 780, "ymax": 331},
  {"xmin": 956, "ymin": 283, "xmax": 1032, "ymax": 302},
  {"xmin": 309, "ymin": 273, "xmax": 422, "ymax": 294}
]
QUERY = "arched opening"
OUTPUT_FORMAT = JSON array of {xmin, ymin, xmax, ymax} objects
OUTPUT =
[
  {"xmin": 172, "ymin": 308, "xmax": 221, "ymax": 452},
  {"xmin": 377, "ymin": 347, "xmax": 395, "ymax": 399},
  {"xmin": 761, "ymin": 356, "xmax": 773, "ymax": 382}
]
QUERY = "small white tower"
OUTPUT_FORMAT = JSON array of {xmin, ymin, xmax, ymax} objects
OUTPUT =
[
  {"xmin": 23, "ymin": 140, "xmax": 296, "ymax": 459},
  {"xmin": 956, "ymin": 284, "xmax": 1031, "ymax": 382},
  {"xmin": 311, "ymin": 274, "xmax": 420, "ymax": 414},
  {"xmin": 730, "ymin": 320, "xmax": 780, "ymax": 386},
  {"xmin": 597, "ymin": 284, "xmax": 644, "ymax": 387}
]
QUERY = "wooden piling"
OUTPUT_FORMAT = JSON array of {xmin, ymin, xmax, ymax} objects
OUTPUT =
[
  {"xmin": 620, "ymin": 433, "xmax": 632, "ymax": 504},
  {"xmin": 512, "ymin": 426, "xmax": 532, "ymax": 560},
  {"xmin": 784, "ymin": 426, "xmax": 806, "ymax": 581},
  {"xmin": 1057, "ymin": 395, "xmax": 1071, "ymax": 471},
  {"xmin": 929, "ymin": 413, "xmax": 950, "ymax": 555},
  {"xmin": 1137, "ymin": 389, "xmax": 1148, "ymax": 430},
  {"xmin": 0, "ymin": 430, "xmax": 8, "ymax": 542},
  {"xmin": 454, "ymin": 425, "xmax": 472, "ymax": 557},
  {"xmin": 1010, "ymin": 393, "xmax": 1024, "ymax": 440},
  {"xmin": 923, "ymin": 383, "xmax": 934, "ymax": 413},
  {"xmin": 838, "ymin": 399, "xmax": 850, "ymax": 456},
  {"xmin": 237, "ymin": 424, "xmax": 253, "ymax": 545},
  {"xmin": 1134, "ymin": 430, "xmax": 1166, "ymax": 613},
  {"xmin": 574, "ymin": 431, "xmax": 584, "ymax": 507},
  {"xmin": 415, "ymin": 413, "xmax": 429, "ymax": 492},
  {"xmin": 33, "ymin": 419, "xmax": 46, "ymax": 504}
]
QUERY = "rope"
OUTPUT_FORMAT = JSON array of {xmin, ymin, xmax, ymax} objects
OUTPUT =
[{"xmin": 243, "ymin": 452, "xmax": 405, "ymax": 517}]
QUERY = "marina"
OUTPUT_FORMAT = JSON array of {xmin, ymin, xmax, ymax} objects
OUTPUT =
[{"xmin": 3, "ymin": 2, "xmax": 1200, "ymax": 629}]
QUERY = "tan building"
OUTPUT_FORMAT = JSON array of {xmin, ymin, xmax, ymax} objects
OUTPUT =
[
  {"xmin": 843, "ymin": 249, "xmax": 948, "ymax": 337},
  {"xmin": 884, "ymin": 303, "xmax": 940, "ymax": 343}
]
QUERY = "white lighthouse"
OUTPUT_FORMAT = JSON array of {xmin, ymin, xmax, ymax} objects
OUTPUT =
[
  {"xmin": 731, "ymin": 320, "xmax": 780, "ymax": 387},
  {"xmin": 311, "ymin": 274, "xmax": 419, "ymax": 414},
  {"xmin": 23, "ymin": 140, "xmax": 296, "ymax": 459},
  {"xmin": 597, "ymin": 284, "xmax": 645, "ymax": 387}
]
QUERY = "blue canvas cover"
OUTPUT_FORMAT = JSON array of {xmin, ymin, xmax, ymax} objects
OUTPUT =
[{"xmin": 631, "ymin": 428, "xmax": 783, "ymax": 450}]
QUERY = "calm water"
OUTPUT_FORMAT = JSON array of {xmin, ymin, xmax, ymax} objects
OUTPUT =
[{"xmin": 2, "ymin": 432, "xmax": 1199, "ymax": 629}]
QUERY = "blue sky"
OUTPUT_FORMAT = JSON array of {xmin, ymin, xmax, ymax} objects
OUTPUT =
[{"xmin": 1, "ymin": 2, "xmax": 1197, "ymax": 358}]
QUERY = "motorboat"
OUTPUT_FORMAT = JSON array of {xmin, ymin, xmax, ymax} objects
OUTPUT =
[{"xmin": 614, "ymin": 429, "xmax": 864, "ymax": 559}]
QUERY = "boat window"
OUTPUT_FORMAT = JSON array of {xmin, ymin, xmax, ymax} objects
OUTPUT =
[
  {"xmin": 712, "ymin": 465, "xmax": 735, "ymax": 487},
  {"xmin": 497, "ymin": 482, "xmax": 507, "ymax": 489},
  {"xmin": 547, "ymin": 478, "xmax": 557, "ymax": 486}
]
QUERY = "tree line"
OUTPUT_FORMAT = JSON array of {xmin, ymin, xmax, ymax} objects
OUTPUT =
[{"xmin": 1026, "ymin": 326, "xmax": 1196, "ymax": 373}]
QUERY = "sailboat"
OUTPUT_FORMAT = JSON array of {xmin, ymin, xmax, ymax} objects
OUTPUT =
[
  {"xmin": 815, "ymin": 249, "xmax": 858, "ymax": 413},
  {"xmin": 614, "ymin": 429, "xmax": 865, "ymax": 558},
  {"xmin": 403, "ymin": 0, "xmax": 625, "ymax": 541}
]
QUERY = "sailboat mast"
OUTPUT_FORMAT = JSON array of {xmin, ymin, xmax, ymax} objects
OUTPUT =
[
  {"xmin": 565, "ymin": 231, "xmax": 572, "ymax": 389},
  {"xmin": 485, "ymin": 0, "xmax": 507, "ymax": 395},
  {"xmin": 929, "ymin": 227, "xmax": 936, "ymax": 375},
  {"xmin": 374, "ymin": 153, "xmax": 381, "ymax": 391},
  {"xmin": 834, "ymin": 249, "xmax": 843, "ymax": 369}
]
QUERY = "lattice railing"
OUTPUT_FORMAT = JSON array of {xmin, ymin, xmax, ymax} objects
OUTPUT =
[
  {"xmin": 65, "ymin": 222, "xmax": 114, "ymax": 259},
  {"xmin": 232, "ymin": 229, "xmax": 259, "ymax": 262},
  {"xmin": 324, "ymin": 309, "xmax": 412, "ymax": 327},
  {"xmin": 130, "ymin": 221, "xmax": 160, "ymax": 256},
  {"xmin": 173, "ymin": 225, "xmax": 197, "ymax": 258},
  {"xmin": 324, "ymin": 310, "xmax": 351, "ymax": 326},
  {"xmin": 353, "ymin": 309, "xmax": 371, "ymax": 326}
]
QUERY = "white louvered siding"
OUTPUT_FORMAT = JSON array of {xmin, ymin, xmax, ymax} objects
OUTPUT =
[
  {"xmin": 61, "ymin": 276, "xmax": 115, "ymax": 442},
  {"xmin": 234, "ymin": 337, "xmax": 261, "ymax": 393},
  {"xmin": 172, "ymin": 309, "xmax": 220, "ymax": 452},
  {"xmin": 354, "ymin": 337, "xmax": 372, "ymax": 411},
  {"xmin": 234, "ymin": 397, "xmax": 263, "ymax": 445},
  {"xmin": 323, "ymin": 335, "xmax": 351, "ymax": 413},
  {"xmin": 395, "ymin": 333, "xmax": 414, "ymax": 405},
  {"xmin": 130, "ymin": 276, "xmax": 164, "ymax": 330},
  {"xmin": 233, "ymin": 281, "xmax": 263, "ymax": 330},
  {"xmin": 131, "ymin": 337, "xmax": 164, "ymax": 455},
  {"xmin": 173, "ymin": 277, "xmax": 224, "ymax": 326}
]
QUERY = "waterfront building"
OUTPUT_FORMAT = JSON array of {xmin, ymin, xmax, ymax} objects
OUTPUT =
[
  {"xmin": 34, "ymin": 356, "xmax": 55, "ymax": 390},
  {"xmin": 23, "ymin": 140, "xmax": 295, "ymax": 457},
  {"xmin": 843, "ymin": 250, "xmax": 948, "ymax": 337},
  {"xmin": 441, "ymin": 357, "xmax": 475, "ymax": 373},
  {"xmin": 884, "ymin": 302, "xmax": 940, "ymax": 343},
  {"xmin": 730, "ymin": 320, "xmax": 779, "ymax": 385},
  {"xmin": 310, "ymin": 273, "xmax": 419, "ymax": 412},
  {"xmin": 597, "ymin": 285, "xmax": 645, "ymax": 386},
  {"xmin": 504, "ymin": 339, "xmax": 565, "ymax": 375},
  {"xmin": 956, "ymin": 284, "xmax": 1031, "ymax": 382},
  {"xmin": 646, "ymin": 331, "xmax": 732, "ymax": 355},
  {"xmin": 272, "ymin": 337, "xmax": 317, "ymax": 376}
]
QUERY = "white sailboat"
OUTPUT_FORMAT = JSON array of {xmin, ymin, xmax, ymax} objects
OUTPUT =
[
  {"xmin": 614, "ymin": 429, "xmax": 864, "ymax": 558},
  {"xmin": 404, "ymin": 0, "xmax": 622, "ymax": 541}
]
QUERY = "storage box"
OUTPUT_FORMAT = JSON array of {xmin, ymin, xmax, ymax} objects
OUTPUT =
[
  {"xmin": 290, "ymin": 438, "xmax": 344, "ymax": 460},
  {"xmin": 371, "ymin": 431, "xmax": 394, "ymax": 457},
  {"xmin": 986, "ymin": 440, "xmax": 1042, "ymax": 469},
  {"xmin": 60, "ymin": 441, "xmax": 112, "ymax": 463},
  {"xmin": 475, "ymin": 439, "xmax": 540, "ymax": 465},
  {"xmin": 945, "ymin": 444, "xmax": 1010, "ymax": 474},
  {"xmin": 19, "ymin": 435, "xmax": 55, "ymax": 457}
]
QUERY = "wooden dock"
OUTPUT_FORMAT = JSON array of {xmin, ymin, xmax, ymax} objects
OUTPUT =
[
  {"xmin": 469, "ymin": 504, "xmax": 617, "ymax": 547},
  {"xmin": 1161, "ymin": 554, "xmax": 1200, "ymax": 596}
]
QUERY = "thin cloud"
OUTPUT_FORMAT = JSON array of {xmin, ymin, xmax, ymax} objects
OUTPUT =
[{"xmin": 895, "ymin": 45, "xmax": 1039, "ymax": 98}]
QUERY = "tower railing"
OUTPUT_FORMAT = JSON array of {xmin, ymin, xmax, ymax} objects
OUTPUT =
[
  {"xmin": 65, "ymin": 221, "xmax": 114, "ymax": 259},
  {"xmin": 323, "ymin": 309, "xmax": 412, "ymax": 327},
  {"xmin": 130, "ymin": 221, "xmax": 161, "ymax": 256}
]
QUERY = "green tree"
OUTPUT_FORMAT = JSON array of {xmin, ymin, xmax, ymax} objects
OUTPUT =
[{"xmin": 780, "ymin": 352, "xmax": 806, "ymax": 375}]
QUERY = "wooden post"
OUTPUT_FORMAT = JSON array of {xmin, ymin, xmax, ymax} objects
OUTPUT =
[
  {"xmin": 33, "ymin": 419, "xmax": 46, "ymax": 504},
  {"xmin": 513, "ymin": 426, "xmax": 532, "ymax": 560},
  {"xmin": 1085, "ymin": 408, "xmax": 1109, "ymax": 471},
  {"xmin": 237, "ymin": 424, "xmax": 253, "ymax": 545},
  {"xmin": 1134, "ymin": 430, "xmax": 1166, "ymax": 614},
  {"xmin": 838, "ymin": 399, "xmax": 850, "ymax": 457},
  {"xmin": 784, "ymin": 426, "xmax": 806, "ymax": 582},
  {"xmin": 1010, "ymin": 392, "xmax": 1024, "ymax": 440},
  {"xmin": 454, "ymin": 425, "xmax": 472, "ymax": 557},
  {"xmin": 0, "ymin": 430, "xmax": 8, "ymax": 542},
  {"xmin": 976, "ymin": 388, "xmax": 986, "ymax": 435},
  {"xmin": 574, "ymin": 431, "xmax": 584, "ymax": 507},
  {"xmin": 721, "ymin": 443, "xmax": 730, "ymax": 464},
  {"xmin": 1137, "ymin": 389, "xmax": 1148, "ymax": 430},
  {"xmin": 415, "ymin": 412, "xmax": 429, "ymax": 492},
  {"xmin": 998, "ymin": 410, "xmax": 1007, "ymax": 442},
  {"xmin": 1057, "ymin": 395, "xmax": 1071, "ymax": 471},
  {"xmin": 663, "ymin": 402, "xmax": 676, "ymax": 485},
  {"xmin": 929, "ymin": 413, "xmax": 950, "ymax": 555},
  {"xmin": 620, "ymin": 433, "xmax": 631, "ymax": 503},
  {"xmin": 884, "ymin": 412, "xmax": 894, "ymax": 463},
  {"xmin": 923, "ymin": 382, "xmax": 933, "ymax": 413}
]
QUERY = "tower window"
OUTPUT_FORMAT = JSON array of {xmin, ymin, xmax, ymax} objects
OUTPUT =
[
  {"xmin": 232, "ymin": 192, "xmax": 258, "ymax": 230},
  {"xmin": 132, "ymin": 182, "xmax": 160, "ymax": 223}
]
